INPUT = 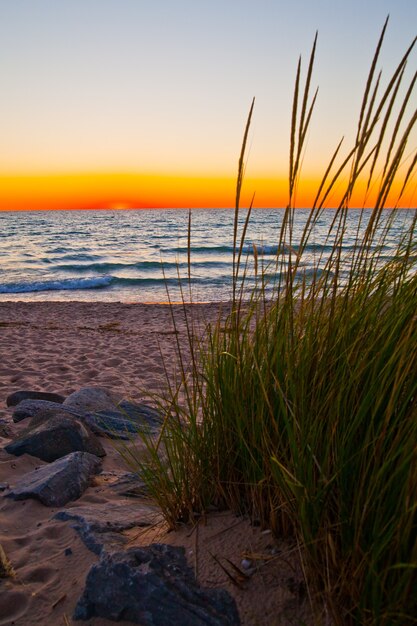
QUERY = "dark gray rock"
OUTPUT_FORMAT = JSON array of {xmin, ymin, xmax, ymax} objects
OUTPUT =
[
  {"xmin": 95, "ymin": 469, "xmax": 149, "ymax": 498},
  {"xmin": 12, "ymin": 399, "xmax": 82, "ymax": 423},
  {"xmin": 63, "ymin": 387, "xmax": 162, "ymax": 438},
  {"xmin": 86, "ymin": 400, "xmax": 162, "ymax": 439},
  {"xmin": 63, "ymin": 387, "xmax": 120, "ymax": 414},
  {"xmin": 54, "ymin": 502, "xmax": 162, "ymax": 554},
  {"xmin": 119, "ymin": 400, "xmax": 162, "ymax": 428},
  {"xmin": 7, "ymin": 390, "xmax": 65, "ymax": 407},
  {"xmin": 6, "ymin": 452, "xmax": 102, "ymax": 506},
  {"xmin": 74, "ymin": 544, "xmax": 240, "ymax": 625},
  {"xmin": 107, "ymin": 471, "xmax": 149, "ymax": 498},
  {"xmin": 5, "ymin": 411, "xmax": 106, "ymax": 461}
]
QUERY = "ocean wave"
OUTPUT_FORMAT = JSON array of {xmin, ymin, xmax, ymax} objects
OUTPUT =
[
  {"xmin": 0, "ymin": 276, "xmax": 113, "ymax": 294},
  {"xmin": 0, "ymin": 273, "xmax": 236, "ymax": 295},
  {"xmin": 52, "ymin": 252, "xmax": 102, "ymax": 262},
  {"xmin": 162, "ymin": 244, "xmax": 235, "ymax": 254},
  {"xmin": 54, "ymin": 261, "xmax": 165, "ymax": 273},
  {"xmin": 167, "ymin": 242, "xmax": 346, "ymax": 256},
  {"xmin": 54, "ymin": 259, "xmax": 232, "ymax": 273},
  {"xmin": 242, "ymin": 242, "xmax": 347, "ymax": 255},
  {"xmin": 164, "ymin": 243, "xmax": 295, "ymax": 255}
]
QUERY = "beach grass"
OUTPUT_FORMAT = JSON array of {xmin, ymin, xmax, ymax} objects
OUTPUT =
[
  {"xmin": 125, "ymin": 19, "xmax": 417, "ymax": 625},
  {"xmin": 0, "ymin": 544, "xmax": 15, "ymax": 579}
]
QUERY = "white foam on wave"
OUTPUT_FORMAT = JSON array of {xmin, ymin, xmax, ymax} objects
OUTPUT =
[{"xmin": 0, "ymin": 275, "xmax": 113, "ymax": 294}]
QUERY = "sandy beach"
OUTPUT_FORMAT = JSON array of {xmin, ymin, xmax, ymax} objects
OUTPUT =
[
  {"xmin": 0, "ymin": 301, "xmax": 313, "ymax": 626},
  {"xmin": 0, "ymin": 301, "xmax": 220, "ymax": 402}
]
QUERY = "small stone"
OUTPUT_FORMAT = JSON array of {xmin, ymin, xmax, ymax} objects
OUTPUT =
[{"xmin": 241, "ymin": 558, "xmax": 252, "ymax": 570}]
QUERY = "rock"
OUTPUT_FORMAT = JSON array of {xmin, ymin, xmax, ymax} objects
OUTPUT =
[
  {"xmin": 12, "ymin": 399, "xmax": 83, "ymax": 423},
  {"xmin": 63, "ymin": 387, "xmax": 121, "ymax": 414},
  {"xmin": 119, "ymin": 399, "xmax": 162, "ymax": 429},
  {"xmin": 74, "ymin": 544, "xmax": 240, "ymax": 625},
  {"xmin": 5, "ymin": 411, "xmax": 106, "ymax": 462},
  {"xmin": 96, "ymin": 470, "xmax": 149, "ymax": 498},
  {"xmin": 85, "ymin": 400, "xmax": 162, "ymax": 439},
  {"xmin": 6, "ymin": 390, "xmax": 65, "ymax": 408},
  {"xmin": 63, "ymin": 388, "xmax": 162, "ymax": 439},
  {"xmin": 54, "ymin": 502, "xmax": 162, "ymax": 555},
  {"xmin": 5, "ymin": 452, "xmax": 102, "ymax": 507},
  {"xmin": 108, "ymin": 471, "xmax": 149, "ymax": 498}
]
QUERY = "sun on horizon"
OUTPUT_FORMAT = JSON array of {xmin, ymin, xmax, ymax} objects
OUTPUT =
[{"xmin": 0, "ymin": 168, "xmax": 415, "ymax": 212}]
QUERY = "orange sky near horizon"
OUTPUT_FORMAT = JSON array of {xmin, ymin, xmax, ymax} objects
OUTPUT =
[
  {"xmin": 1, "ymin": 5, "xmax": 416, "ymax": 214},
  {"xmin": 0, "ymin": 171, "xmax": 415, "ymax": 212},
  {"xmin": 0, "ymin": 172, "xmax": 290, "ymax": 211}
]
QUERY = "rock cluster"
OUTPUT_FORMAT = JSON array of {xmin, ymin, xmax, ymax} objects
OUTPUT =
[
  {"xmin": 1, "ymin": 386, "xmax": 240, "ymax": 625},
  {"xmin": 11, "ymin": 386, "xmax": 163, "ymax": 439},
  {"xmin": 3, "ymin": 386, "xmax": 162, "ymax": 508}
]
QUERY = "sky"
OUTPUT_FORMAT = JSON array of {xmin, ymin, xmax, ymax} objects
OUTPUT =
[{"xmin": 0, "ymin": 0, "xmax": 416, "ymax": 210}]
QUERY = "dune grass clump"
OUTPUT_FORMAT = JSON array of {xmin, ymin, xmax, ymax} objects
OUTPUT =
[{"xmin": 127, "ymin": 19, "xmax": 417, "ymax": 625}]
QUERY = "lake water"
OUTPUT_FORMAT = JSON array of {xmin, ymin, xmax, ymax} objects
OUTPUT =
[{"xmin": 0, "ymin": 208, "xmax": 415, "ymax": 302}]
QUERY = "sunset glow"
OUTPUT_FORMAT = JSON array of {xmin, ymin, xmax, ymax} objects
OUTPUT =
[
  {"xmin": 0, "ymin": 172, "xmax": 288, "ymax": 211},
  {"xmin": 0, "ymin": 171, "xmax": 415, "ymax": 212},
  {"xmin": 0, "ymin": 2, "xmax": 416, "ymax": 211}
]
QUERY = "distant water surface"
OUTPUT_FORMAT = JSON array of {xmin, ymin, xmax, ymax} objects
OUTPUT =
[{"xmin": 0, "ymin": 208, "xmax": 415, "ymax": 303}]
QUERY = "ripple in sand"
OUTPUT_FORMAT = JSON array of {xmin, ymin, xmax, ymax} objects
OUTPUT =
[{"xmin": 0, "ymin": 590, "xmax": 29, "ymax": 624}]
